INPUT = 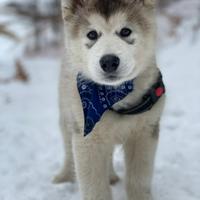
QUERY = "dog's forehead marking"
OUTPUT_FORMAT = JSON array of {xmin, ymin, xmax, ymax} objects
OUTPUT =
[{"xmin": 88, "ymin": 12, "xmax": 128, "ymax": 32}]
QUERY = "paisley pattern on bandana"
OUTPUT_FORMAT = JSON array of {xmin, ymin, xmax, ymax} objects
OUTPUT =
[{"xmin": 77, "ymin": 73, "xmax": 134, "ymax": 136}]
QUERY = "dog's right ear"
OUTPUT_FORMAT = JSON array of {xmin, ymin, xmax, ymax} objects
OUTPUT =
[
  {"xmin": 143, "ymin": 0, "xmax": 156, "ymax": 6},
  {"xmin": 62, "ymin": 0, "xmax": 86, "ymax": 7},
  {"xmin": 61, "ymin": 0, "xmax": 86, "ymax": 20},
  {"xmin": 61, "ymin": 0, "xmax": 72, "ymax": 20}
]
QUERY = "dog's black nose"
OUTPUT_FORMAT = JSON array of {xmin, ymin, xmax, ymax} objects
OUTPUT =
[{"xmin": 100, "ymin": 54, "xmax": 120, "ymax": 73}]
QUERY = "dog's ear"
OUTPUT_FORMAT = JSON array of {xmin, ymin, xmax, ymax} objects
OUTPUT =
[
  {"xmin": 72, "ymin": 0, "xmax": 86, "ymax": 7},
  {"xmin": 61, "ymin": 0, "xmax": 71, "ymax": 20},
  {"xmin": 61, "ymin": 0, "xmax": 87, "ymax": 21},
  {"xmin": 143, "ymin": 0, "xmax": 156, "ymax": 6},
  {"xmin": 61, "ymin": 0, "xmax": 86, "ymax": 8}
]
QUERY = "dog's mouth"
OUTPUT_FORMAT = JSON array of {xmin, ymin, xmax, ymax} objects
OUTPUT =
[
  {"xmin": 90, "ymin": 68, "xmax": 136, "ymax": 86},
  {"xmin": 103, "ymin": 72, "xmax": 123, "ymax": 81},
  {"xmin": 105, "ymin": 74, "xmax": 119, "ymax": 80},
  {"xmin": 98, "ymin": 73, "xmax": 126, "ymax": 85}
]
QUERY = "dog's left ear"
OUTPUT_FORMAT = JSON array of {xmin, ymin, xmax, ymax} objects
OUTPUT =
[{"xmin": 142, "ymin": 0, "xmax": 156, "ymax": 6}]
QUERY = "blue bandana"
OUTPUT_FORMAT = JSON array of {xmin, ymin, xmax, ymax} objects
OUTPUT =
[{"xmin": 77, "ymin": 73, "xmax": 134, "ymax": 136}]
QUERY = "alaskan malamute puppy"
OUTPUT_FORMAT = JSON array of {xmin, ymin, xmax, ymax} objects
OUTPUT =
[{"xmin": 54, "ymin": 0, "xmax": 166, "ymax": 200}]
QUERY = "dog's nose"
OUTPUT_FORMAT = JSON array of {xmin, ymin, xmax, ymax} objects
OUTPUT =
[{"xmin": 100, "ymin": 54, "xmax": 120, "ymax": 73}]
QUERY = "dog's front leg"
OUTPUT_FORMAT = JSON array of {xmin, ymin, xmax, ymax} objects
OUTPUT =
[
  {"xmin": 124, "ymin": 126, "xmax": 159, "ymax": 200},
  {"xmin": 73, "ymin": 134, "xmax": 112, "ymax": 200}
]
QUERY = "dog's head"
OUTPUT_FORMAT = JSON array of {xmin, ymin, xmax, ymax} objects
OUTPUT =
[{"xmin": 62, "ymin": 0, "xmax": 157, "ymax": 85}]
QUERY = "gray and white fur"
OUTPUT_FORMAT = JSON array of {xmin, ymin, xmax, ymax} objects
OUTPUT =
[{"xmin": 54, "ymin": 0, "xmax": 165, "ymax": 200}]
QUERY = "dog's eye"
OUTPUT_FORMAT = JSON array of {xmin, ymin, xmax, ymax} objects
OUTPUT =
[
  {"xmin": 120, "ymin": 28, "xmax": 132, "ymax": 37},
  {"xmin": 87, "ymin": 30, "xmax": 98, "ymax": 40}
]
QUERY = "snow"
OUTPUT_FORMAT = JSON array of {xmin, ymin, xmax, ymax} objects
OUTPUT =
[
  {"xmin": 0, "ymin": 1, "xmax": 200, "ymax": 200},
  {"xmin": 154, "ymin": 37, "xmax": 200, "ymax": 200}
]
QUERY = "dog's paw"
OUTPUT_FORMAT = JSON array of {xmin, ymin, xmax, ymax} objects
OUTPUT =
[
  {"xmin": 110, "ymin": 174, "xmax": 120, "ymax": 185},
  {"xmin": 53, "ymin": 172, "xmax": 75, "ymax": 184}
]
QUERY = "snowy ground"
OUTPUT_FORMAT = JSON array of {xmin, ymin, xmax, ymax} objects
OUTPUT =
[{"xmin": 0, "ymin": 1, "xmax": 200, "ymax": 200}]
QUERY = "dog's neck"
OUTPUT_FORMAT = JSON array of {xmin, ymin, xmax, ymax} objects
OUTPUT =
[{"xmin": 113, "ymin": 65, "xmax": 159, "ymax": 111}]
